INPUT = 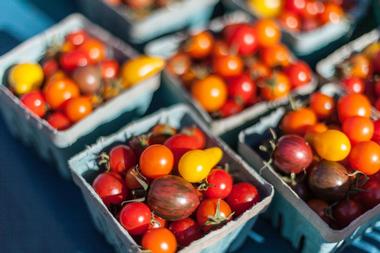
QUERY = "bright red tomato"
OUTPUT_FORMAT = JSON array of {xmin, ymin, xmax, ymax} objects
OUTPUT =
[
  {"xmin": 47, "ymin": 112, "xmax": 71, "ymax": 130},
  {"xmin": 349, "ymin": 141, "xmax": 380, "ymax": 175},
  {"xmin": 181, "ymin": 126, "xmax": 206, "ymax": 149},
  {"xmin": 227, "ymin": 74, "xmax": 256, "ymax": 105},
  {"xmin": 139, "ymin": 144, "xmax": 174, "ymax": 178},
  {"xmin": 142, "ymin": 228, "xmax": 177, "ymax": 253},
  {"xmin": 65, "ymin": 29, "xmax": 88, "ymax": 47},
  {"xmin": 284, "ymin": 0, "xmax": 306, "ymax": 14},
  {"xmin": 168, "ymin": 218, "xmax": 202, "ymax": 247},
  {"xmin": 196, "ymin": 199, "xmax": 232, "ymax": 231},
  {"xmin": 100, "ymin": 59, "xmax": 119, "ymax": 79},
  {"xmin": 204, "ymin": 169, "xmax": 233, "ymax": 199},
  {"xmin": 164, "ymin": 134, "xmax": 200, "ymax": 165},
  {"xmin": 225, "ymin": 182, "xmax": 260, "ymax": 216},
  {"xmin": 20, "ymin": 91, "xmax": 47, "ymax": 117},
  {"xmin": 119, "ymin": 202, "xmax": 151, "ymax": 235},
  {"xmin": 341, "ymin": 77, "xmax": 365, "ymax": 94},
  {"xmin": 284, "ymin": 61, "xmax": 312, "ymax": 88},
  {"xmin": 224, "ymin": 23, "xmax": 258, "ymax": 56},
  {"xmin": 59, "ymin": 49, "xmax": 89, "ymax": 71},
  {"xmin": 92, "ymin": 172, "xmax": 127, "ymax": 206},
  {"xmin": 109, "ymin": 145, "xmax": 137, "ymax": 173}
]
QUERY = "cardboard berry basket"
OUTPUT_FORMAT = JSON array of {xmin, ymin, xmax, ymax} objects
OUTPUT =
[
  {"xmin": 145, "ymin": 11, "xmax": 317, "ymax": 135},
  {"xmin": 77, "ymin": 0, "xmax": 218, "ymax": 44},
  {"xmin": 69, "ymin": 104, "xmax": 274, "ymax": 253},
  {"xmin": 316, "ymin": 28, "xmax": 380, "ymax": 80},
  {"xmin": 226, "ymin": 0, "xmax": 370, "ymax": 56},
  {"xmin": 238, "ymin": 83, "xmax": 380, "ymax": 253},
  {"xmin": 0, "ymin": 13, "xmax": 160, "ymax": 179}
]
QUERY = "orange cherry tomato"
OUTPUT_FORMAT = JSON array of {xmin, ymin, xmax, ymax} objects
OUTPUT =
[
  {"xmin": 342, "ymin": 116, "xmax": 374, "ymax": 144},
  {"xmin": 196, "ymin": 199, "xmax": 232, "ymax": 231},
  {"xmin": 44, "ymin": 78, "xmax": 80, "ymax": 109},
  {"xmin": 166, "ymin": 53, "xmax": 191, "ymax": 77},
  {"xmin": 212, "ymin": 55, "xmax": 243, "ymax": 78},
  {"xmin": 142, "ymin": 228, "xmax": 177, "ymax": 253},
  {"xmin": 344, "ymin": 54, "xmax": 372, "ymax": 79},
  {"xmin": 64, "ymin": 96, "xmax": 93, "ymax": 123},
  {"xmin": 254, "ymin": 19, "xmax": 281, "ymax": 47},
  {"xmin": 281, "ymin": 107, "xmax": 317, "ymax": 135},
  {"xmin": 139, "ymin": 144, "xmax": 174, "ymax": 179},
  {"xmin": 337, "ymin": 93, "xmax": 371, "ymax": 122},
  {"xmin": 313, "ymin": 130, "xmax": 351, "ymax": 161},
  {"xmin": 319, "ymin": 3, "xmax": 344, "ymax": 24},
  {"xmin": 260, "ymin": 44, "xmax": 292, "ymax": 67},
  {"xmin": 191, "ymin": 75, "xmax": 227, "ymax": 112},
  {"xmin": 78, "ymin": 38, "xmax": 106, "ymax": 64},
  {"xmin": 309, "ymin": 92, "xmax": 335, "ymax": 119},
  {"xmin": 185, "ymin": 31, "xmax": 214, "ymax": 59},
  {"xmin": 259, "ymin": 71, "xmax": 291, "ymax": 101},
  {"xmin": 278, "ymin": 11, "xmax": 300, "ymax": 32},
  {"xmin": 349, "ymin": 141, "xmax": 380, "ymax": 175}
]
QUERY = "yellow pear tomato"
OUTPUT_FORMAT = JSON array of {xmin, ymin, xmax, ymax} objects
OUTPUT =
[{"xmin": 9, "ymin": 63, "xmax": 44, "ymax": 95}]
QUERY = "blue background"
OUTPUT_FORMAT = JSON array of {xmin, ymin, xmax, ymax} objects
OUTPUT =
[{"xmin": 0, "ymin": 1, "xmax": 378, "ymax": 253}]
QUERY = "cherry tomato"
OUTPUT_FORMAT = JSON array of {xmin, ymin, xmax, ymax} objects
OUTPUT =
[
  {"xmin": 372, "ymin": 120, "xmax": 380, "ymax": 144},
  {"xmin": 169, "ymin": 218, "xmax": 202, "ymax": 247},
  {"xmin": 119, "ymin": 202, "xmax": 151, "ymax": 236},
  {"xmin": 343, "ymin": 54, "xmax": 372, "ymax": 79},
  {"xmin": 64, "ymin": 97, "xmax": 93, "ymax": 123},
  {"xmin": 181, "ymin": 126, "xmax": 206, "ymax": 150},
  {"xmin": 44, "ymin": 78, "xmax": 80, "ymax": 109},
  {"xmin": 108, "ymin": 145, "xmax": 137, "ymax": 173},
  {"xmin": 224, "ymin": 23, "xmax": 258, "ymax": 56},
  {"xmin": 204, "ymin": 169, "xmax": 233, "ymax": 199},
  {"xmin": 260, "ymin": 44, "xmax": 292, "ymax": 67},
  {"xmin": 9, "ymin": 63, "xmax": 44, "ymax": 95},
  {"xmin": 100, "ymin": 59, "xmax": 119, "ymax": 79},
  {"xmin": 259, "ymin": 71, "xmax": 291, "ymax": 100},
  {"xmin": 42, "ymin": 58, "xmax": 59, "ymax": 77},
  {"xmin": 213, "ymin": 55, "xmax": 243, "ymax": 78},
  {"xmin": 337, "ymin": 93, "xmax": 371, "ymax": 122},
  {"xmin": 349, "ymin": 141, "xmax": 380, "ymax": 175},
  {"xmin": 227, "ymin": 74, "xmax": 256, "ymax": 104},
  {"xmin": 284, "ymin": 61, "xmax": 312, "ymax": 88},
  {"xmin": 247, "ymin": 0, "xmax": 282, "ymax": 18},
  {"xmin": 254, "ymin": 19, "xmax": 281, "ymax": 47},
  {"xmin": 78, "ymin": 38, "xmax": 106, "ymax": 64},
  {"xmin": 313, "ymin": 130, "xmax": 351, "ymax": 161},
  {"xmin": 217, "ymin": 100, "xmax": 243, "ymax": 118},
  {"xmin": 47, "ymin": 112, "xmax": 71, "ymax": 130},
  {"xmin": 278, "ymin": 11, "xmax": 301, "ymax": 32},
  {"xmin": 142, "ymin": 228, "xmax": 177, "ymax": 253},
  {"xmin": 166, "ymin": 53, "xmax": 191, "ymax": 77},
  {"xmin": 341, "ymin": 76, "xmax": 365, "ymax": 94},
  {"xmin": 333, "ymin": 199, "xmax": 363, "ymax": 228},
  {"xmin": 139, "ymin": 144, "xmax": 174, "ymax": 178},
  {"xmin": 65, "ymin": 29, "xmax": 88, "ymax": 47},
  {"xmin": 185, "ymin": 31, "xmax": 214, "ymax": 59},
  {"xmin": 20, "ymin": 91, "xmax": 46, "ymax": 117},
  {"xmin": 310, "ymin": 92, "xmax": 335, "ymax": 119},
  {"xmin": 319, "ymin": 3, "xmax": 344, "ymax": 24},
  {"xmin": 72, "ymin": 65, "xmax": 101, "ymax": 95},
  {"xmin": 92, "ymin": 172, "xmax": 127, "ymax": 206},
  {"xmin": 149, "ymin": 215, "xmax": 167, "ymax": 230},
  {"xmin": 281, "ymin": 108, "xmax": 317, "ymax": 135},
  {"xmin": 284, "ymin": 0, "xmax": 306, "ymax": 14},
  {"xmin": 59, "ymin": 50, "xmax": 89, "ymax": 71},
  {"xmin": 196, "ymin": 199, "xmax": 232, "ymax": 231},
  {"xmin": 191, "ymin": 75, "xmax": 227, "ymax": 112},
  {"xmin": 226, "ymin": 182, "xmax": 260, "ymax": 216},
  {"xmin": 164, "ymin": 134, "xmax": 201, "ymax": 165},
  {"xmin": 342, "ymin": 116, "xmax": 374, "ymax": 143},
  {"xmin": 303, "ymin": 0, "xmax": 324, "ymax": 19}
]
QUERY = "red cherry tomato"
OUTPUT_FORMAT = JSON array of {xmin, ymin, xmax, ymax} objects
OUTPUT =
[
  {"xmin": 42, "ymin": 58, "xmax": 59, "ymax": 77},
  {"xmin": 341, "ymin": 77, "xmax": 365, "ymax": 94},
  {"xmin": 164, "ymin": 134, "xmax": 200, "ymax": 165},
  {"xmin": 169, "ymin": 218, "xmax": 202, "ymax": 247},
  {"xmin": 20, "ymin": 91, "xmax": 47, "ymax": 117},
  {"xmin": 139, "ymin": 144, "xmax": 174, "ymax": 178},
  {"xmin": 65, "ymin": 29, "xmax": 88, "ymax": 47},
  {"xmin": 227, "ymin": 74, "xmax": 256, "ymax": 105},
  {"xmin": 92, "ymin": 172, "xmax": 127, "ymax": 206},
  {"xmin": 119, "ymin": 202, "xmax": 151, "ymax": 236},
  {"xmin": 284, "ymin": 61, "xmax": 312, "ymax": 88},
  {"xmin": 181, "ymin": 126, "xmax": 206, "ymax": 149},
  {"xmin": 342, "ymin": 116, "xmax": 374, "ymax": 143},
  {"xmin": 217, "ymin": 99, "xmax": 243, "ymax": 118},
  {"xmin": 141, "ymin": 228, "xmax": 177, "ymax": 253},
  {"xmin": 100, "ymin": 59, "xmax": 119, "ymax": 79},
  {"xmin": 213, "ymin": 55, "xmax": 243, "ymax": 78},
  {"xmin": 337, "ymin": 93, "xmax": 371, "ymax": 122},
  {"xmin": 349, "ymin": 141, "xmax": 380, "ymax": 175},
  {"xmin": 284, "ymin": 0, "xmax": 306, "ymax": 14},
  {"xmin": 109, "ymin": 145, "xmax": 137, "ymax": 173},
  {"xmin": 59, "ymin": 50, "xmax": 89, "ymax": 71},
  {"xmin": 310, "ymin": 92, "xmax": 335, "ymax": 119},
  {"xmin": 224, "ymin": 23, "xmax": 258, "ymax": 56},
  {"xmin": 47, "ymin": 112, "xmax": 71, "ymax": 130},
  {"xmin": 225, "ymin": 182, "xmax": 260, "ymax": 216},
  {"xmin": 204, "ymin": 169, "xmax": 233, "ymax": 199},
  {"xmin": 196, "ymin": 199, "xmax": 232, "ymax": 231},
  {"xmin": 358, "ymin": 178, "xmax": 380, "ymax": 209},
  {"xmin": 278, "ymin": 11, "xmax": 301, "ymax": 32},
  {"xmin": 333, "ymin": 199, "xmax": 363, "ymax": 228}
]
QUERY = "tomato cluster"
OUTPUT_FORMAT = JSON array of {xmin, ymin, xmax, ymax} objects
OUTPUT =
[
  {"xmin": 104, "ymin": 0, "xmax": 175, "ymax": 17},
  {"xmin": 248, "ymin": 0, "xmax": 349, "ymax": 33},
  {"xmin": 9, "ymin": 29, "xmax": 163, "ymax": 130},
  {"xmin": 336, "ymin": 41, "xmax": 380, "ymax": 111},
  {"xmin": 166, "ymin": 19, "xmax": 312, "ymax": 118},
  {"xmin": 92, "ymin": 124, "xmax": 260, "ymax": 252},
  {"xmin": 261, "ymin": 91, "xmax": 380, "ymax": 229}
]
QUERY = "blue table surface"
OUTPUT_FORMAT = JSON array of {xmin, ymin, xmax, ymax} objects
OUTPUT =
[{"xmin": 0, "ymin": 1, "xmax": 379, "ymax": 253}]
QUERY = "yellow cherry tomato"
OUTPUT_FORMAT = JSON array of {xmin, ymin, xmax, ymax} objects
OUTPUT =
[
  {"xmin": 363, "ymin": 42, "xmax": 380, "ymax": 59},
  {"xmin": 248, "ymin": 0, "xmax": 282, "ymax": 18},
  {"xmin": 9, "ymin": 63, "xmax": 44, "ymax": 95},
  {"xmin": 178, "ymin": 147, "xmax": 223, "ymax": 183},
  {"xmin": 121, "ymin": 56, "xmax": 165, "ymax": 87},
  {"xmin": 313, "ymin": 130, "xmax": 351, "ymax": 161}
]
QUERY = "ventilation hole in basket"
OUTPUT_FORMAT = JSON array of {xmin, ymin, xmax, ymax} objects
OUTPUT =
[{"xmin": 297, "ymin": 235, "xmax": 305, "ymax": 252}]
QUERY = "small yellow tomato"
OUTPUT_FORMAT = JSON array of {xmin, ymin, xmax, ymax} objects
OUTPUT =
[
  {"xmin": 121, "ymin": 56, "xmax": 164, "ymax": 87},
  {"xmin": 313, "ymin": 130, "xmax": 351, "ymax": 161},
  {"xmin": 9, "ymin": 63, "xmax": 44, "ymax": 95},
  {"xmin": 178, "ymin": 147, "xmax": 223, "ymax": 183},
  {"xmin": 248, "ymin": 0, "xmax": 282, "ymax": 18},
  {"xmin": 364, "ymin": 42, "xmax": 380, "ymax": 59}
]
